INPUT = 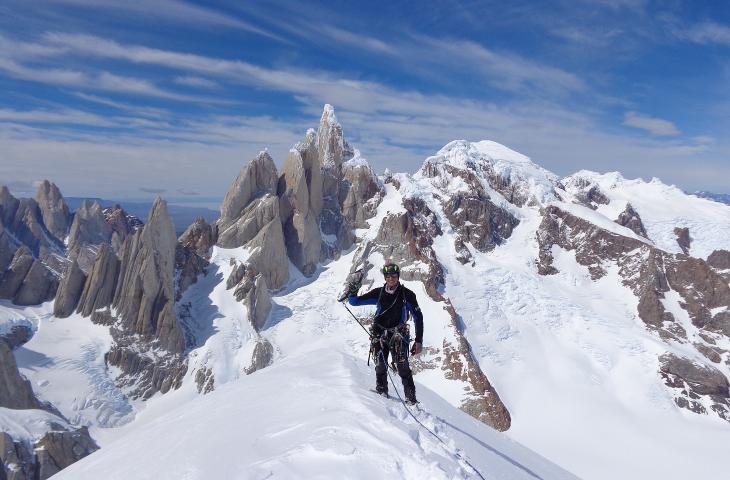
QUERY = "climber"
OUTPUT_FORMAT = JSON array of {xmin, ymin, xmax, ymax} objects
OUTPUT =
[{"xmin": 347, "ymin": 263, "xmax": 424, "ymax": 404}]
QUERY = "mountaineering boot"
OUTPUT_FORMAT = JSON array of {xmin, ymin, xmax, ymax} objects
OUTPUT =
[{"xmin": 405, "ymin": 398, "xmax": 419, "ymax": 406}]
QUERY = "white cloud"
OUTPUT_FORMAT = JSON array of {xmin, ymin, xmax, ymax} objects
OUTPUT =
[
  {"xmin": 174, "ymin": 76, "xmax": 218, "ymax": 88},
  {"xmin": 47, "ymin": 0, "xmax": 286, "ymax": 42},
  {"xmin": 680, "ymin": 21, "xmax": 730, "ymax": 46},
  {"xmin": 623, "ymin": 111, "xmax": 680, "ymax": 136}
]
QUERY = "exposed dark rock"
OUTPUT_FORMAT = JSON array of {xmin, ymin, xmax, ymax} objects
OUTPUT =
[
  {"xmin": 674, "ymin": 227, "xmax": 691, "ymax": 255},
  {"xmin": 695, "ymin": 343, "xmax": 723, "ymax": 363},
  {"xmin": 175, "ymin": 243, "xmax": 208, "ymax": 302},
  {"xmin": 34, "ymin": 180, "xmax": 70, "ymax": 242},
  {"xmin": 195, "ymin": 367, "xmax": 214, "ymax": 394},
  {"xmin": 708, "ymin": 311, "xmax": 730, "ymax": 337},
  {"xmin": 76, "ymin": 243, "xmax": 119, "ymax": 317},
  {"xmin": 0, "ymin": 247, "xmax": 35, "ymax": 301},
  {"xmin": 0, "ymin": 224, "xmax": 19, "ymax": 274},
  {"xmin": 34, "ymin": 428, "xmax": 98, "ymax": 479},
  {"xmin": 659, "ymin": 353, "xmax": 730, "ymax": 421},
  {"xmin": 103, "ymin": 205, "xmax": 142, "ymax": 253},
  {"xmin": 340, "ymin": 160, "xmax": 383, "ymax": 229},
  {"xmin": 179, "ymin": 217, "xmax": 215, "ymax": 259},
  {"xmin": 244, "ymin": 338, "xmax": 274, "ymax": 374},
  {"xmin": 229, "ymin": 264, "xmax": 271, "ymax": 331},
  {"xmin": 175, "ymin": 218, "xmax": 213, "ymax": 300},
  {"xmin": 707, "ymin": 249, "xmax": 730, "ymax": 270},
  {"xmin": 0, "ymin": 324, "xmax": 32, "ymax": 350},
  {"xmin": 575, "ymin": 185, "xmax": 610, "ymax": 210},
  {"xmin": 1, "ymin": 431, "xmax": 35, "ymax": 480},
  {"xmin": 443, "ymin": 192, "xmax": 519, "ymax": 254},
  {"xmin": 0, "ymin": 186, "xmax": 20, "ymax": 226},
  {"xmin": 536, "ymin": 205, "xmax": 730, "ymax": 339},
  {"xmin": 13, "ymin": 260, "xmax": 58, "ymax": 306},
  {"xmin": 0, "ymin": 340, "xmax": 43, "ymax": 410},
  {"xmin": 615, "ymin": 203, "xmax": 648, "ymax": 238},
  {"xmin": 53, "ymin": 260, "xmax": 86, "ymax": 318}
]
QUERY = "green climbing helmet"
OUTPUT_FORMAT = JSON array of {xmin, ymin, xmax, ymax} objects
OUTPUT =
[{"xmin": 382, "ymin": 263, "xmax": 400, "ymax": 276}]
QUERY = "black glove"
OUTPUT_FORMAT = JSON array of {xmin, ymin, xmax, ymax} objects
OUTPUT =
[{"xmin": 410, "ymin": 342, "xmax": 422, "ymax": 355}]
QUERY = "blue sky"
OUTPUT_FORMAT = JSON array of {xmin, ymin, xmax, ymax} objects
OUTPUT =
[{"xmin": 1, "ymin": 0, "xmax": 729, "ymax": 200}]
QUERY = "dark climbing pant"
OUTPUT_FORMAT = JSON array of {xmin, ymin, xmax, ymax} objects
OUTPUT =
[{"xmin": 372, "ymin": 326, "xmax": 417, "ymax": 402}]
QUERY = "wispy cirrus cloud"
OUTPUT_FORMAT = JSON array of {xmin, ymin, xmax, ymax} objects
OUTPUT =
[
  {"xmin": 174, "ymin": 76, "xmax": 218, "ymax": 89},
  {"xmin": 46, "ymin": 0, "xmax": 286, "ymax": 42},
  {"xmin": 623, "ymin": 111, "xmax": 680, "ymax": 137},
  {"xmin": 679, "ymin": 21, "xmax": 730, "ymax": 46}
]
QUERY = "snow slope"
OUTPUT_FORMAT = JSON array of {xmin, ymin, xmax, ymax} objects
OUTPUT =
[
  {"xmin": 562, "ymin": 170, "xmax": 730, "ymax": 258},
  {"xmin": 55, "ymin": 349, "xmax": 576, "ymax": 480}
]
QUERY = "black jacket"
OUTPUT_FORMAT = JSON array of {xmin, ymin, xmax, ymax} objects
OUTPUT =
[{"xmin": 349, "ymin": 283, "xmax": 424, "ymax": 343}]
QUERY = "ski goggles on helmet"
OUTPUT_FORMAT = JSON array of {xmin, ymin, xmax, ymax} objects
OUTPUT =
[{"xmin": 382, "ymin": 263, "xmax": 400, "ymax": 276}]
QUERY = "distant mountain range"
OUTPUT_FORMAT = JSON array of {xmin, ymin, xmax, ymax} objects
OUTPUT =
[
  {"xmin": 65, "ymin": 197, "xmax": 219, "ymax": 235},
  {"xmin": 694, "ymin": 191, "xmax": 730, "ymax": 206}
]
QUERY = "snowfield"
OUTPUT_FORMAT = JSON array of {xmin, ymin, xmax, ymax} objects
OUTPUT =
[{"xmin": 54, "ymin": 349, "xmax": 577, "ymax": 480}]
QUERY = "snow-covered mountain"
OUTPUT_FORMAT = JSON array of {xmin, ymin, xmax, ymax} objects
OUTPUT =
[{"xmin": 2, "ymin": 105, "xmax": 730, "ymax": 479}]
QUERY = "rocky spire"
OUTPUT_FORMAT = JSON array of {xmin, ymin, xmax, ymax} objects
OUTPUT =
[
  {"xmin": 113, "ymin": 197, "xmax": 184, "ymax": 353},
  {"xmin": 219, "ymin": 151, "xmax": 279, "ymax": 229},
  {"xmin": 67, "ymin": 200, "xmax": 113, "ymax": 251},
  {"xmin": 76, "ymin": 243, "xmax": 119, "ymax": 317},
  {"xmin": 616, "ymin": 203, "xmax": 648, "ymax": 238},
  {"xmin": 279, "ymin": 144, "xmax": 321, "ymax": 275},
  {"xmin": 34, "ymin": 180, "xmax": 70, "ymax": 241},
  {"xmin": 317, "ymin": 105, "xmax": 355, "ymax": 255},
  {"xmin": 0, "ymin": 185, "xmax": 20, "ymax": 226},
  {"xmin": 0, "ymin": 339, "xmax": 44, "ymax": 409},
  {"xmin": 54, "ymin": 259, "xmax": 87, "ymax": 318}
]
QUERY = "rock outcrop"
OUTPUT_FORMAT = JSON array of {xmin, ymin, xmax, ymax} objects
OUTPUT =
[
  {"xmin": 246, "ymin": 218, "xmax": 288, "ymax": 291},
  {"xmin": 616, "ymin": 203, "xmax": 648, "ymax": 238},
  {"xmin": 341, "ymin": 156, "xmax": 383, "ymax": 229},
  {"xmin": 113, "ymin": 197, "xmax": 184, "ymax": 353},
  {"xmin": 318, "ymin": 106, "xmax": 356, "ymax": 255},
  {"xmin": 34, "ymin": 180, "xmax": 70, "ymax": 242},
  {"xmin": 660, "ymin": 353, "xmax": 730, "ymax": 420},
  {"xmin": 76, "ymin": 243, "xmax": 119, "ymax": 317},
  {"xmin": 674, "ymin": 226, "xmax": 691, "ymax": 254},
  {"xmin": 0, "ymin": 339, "xmax": 43, "ymax": 410},
  {"xmin": 0, "ymin": 247, "xmax": 35, "ymax": 301},
  {"xmin": 217, "ymin": 194, "xmax": 279, "ymax": 249},
  {"xmin": 278, "ymin": 146, "xmax": 321, "ymax": 275},
  {"xmin": 53, "ymin": 260, "xmax": 86, "ymax": 318},
  {"xmin": 67, "ymin": 200, "xmax": 113, "ymax": 271},
  {"xmin": 13, "ymin": 259, "xmax": 58, "ymax": 306},
  {"xmin": 0, "ymin": 423, "xmax": 98, "ymax": 480},
  {"xmin": 33, "ymin": 428, "xmax": 99, "ymax": 479},
  {"xmin": 175, "ymin": 217, "xmax": 214, "ymax": 300},
  {"xmin": 103, "ymin": 205, "xmax": 143, "ymax": 253},
  {"xmin": 218, "ymin": 151, "xmax": 279, "ymax": 245},
  {"xmin": 244, "ymin": 338, "xmax": 274, "ymax": 374}
]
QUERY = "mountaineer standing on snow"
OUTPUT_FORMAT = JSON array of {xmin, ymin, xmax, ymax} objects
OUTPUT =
[{"xmin": 347, "ymin": 263, "xmax": 424, "ymax": 404}]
